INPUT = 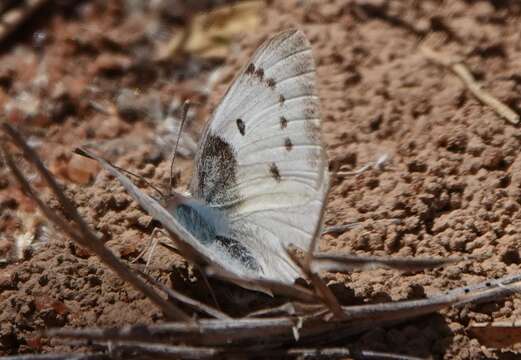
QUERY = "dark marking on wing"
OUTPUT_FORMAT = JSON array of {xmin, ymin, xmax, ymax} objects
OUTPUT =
[
  {"xmin": 196, "ymin": 134, "xmax": 239, "ymax": 205},
  {"xmin": 266, "ymin": 78, "xmax": 276, "ymax": 88},
  {"xmin": 279, "ymin": 94, "xmax": 285, "ymax": 105},
  {"xmin": 246, "ymin": 63, "xmax": 255, "ymax": 75},
  {"xmin": 255, "ymin": 68, "xmax": 264, "ymax": 80},
  {"xmin": 285, "ymin": 137, "xmax": 293, "ymax": 151},
  {"xmin": 215, "ymin": 236, "xmax": 260, "ymax": 271},
  {"xmin": 270, "ymin": 162, "xmax": 281, "ymax": 182},
  {"xmin": 280, "ymin": 116, "xmax": 288, "ymax": 129},
  {"xmin": 236, "ymin": 118, "xmax": 246, "ymax": 136}
]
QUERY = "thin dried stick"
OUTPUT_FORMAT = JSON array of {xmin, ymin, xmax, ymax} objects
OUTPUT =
[
  {"xmin": 110, "ymin": 342, "xmax": 424, "ymax": 360},
  {"xmin": 421, "ymin": 46, "xmax": 520, "ymax": 124},
  {"xmin": 1, "ymin": 123, "xmax": 190, "ymax": 322},
  {"xmin": 312, "ymin": 252, "xmax": 468, "ymax": 272},
  {"xmin": 283, "ymin": 347, "xmax": 425, "ymax": 360},
  {"xmin": 136, "ymin": 269, "xmax": 230, "ymax": 320},
  {"xmin": 442, "ymin": 272, "xmax": 521, "ymax": 299},
  {"xmin": 46, "ymin": 275, "xmax": 521, "ymax": 347},
  {"xmin": 246, "ymin": 302, "xmax": 324, "ymax": 318},
  {"xmin": 307, "ymin": 271, "xmax": 345, "ymax": 319},
  {"xmin": 0, "ymin": 354, "xmax": 107, "ymax": 360},
  {"xmin": 286, "ymin": 249, "xmax": 345, "ymax": 320},
  {"xmin": 46, "ymin": 317, "xmax": 303, "ymax": 346},
  {"xmin": 110, "ymin": 342, "xmax": 220, "ymax": 359}
]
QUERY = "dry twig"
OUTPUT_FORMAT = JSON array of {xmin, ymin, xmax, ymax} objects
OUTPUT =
[
  {"xmin": 4, "ymin": 125, "xmax": 521, "ymax": 360},
  {"xmin": 1, "ymin": 123, "xmax": 190, "ymax": 321},
  {"xmin": 312, "ymin": 252, "xmax": 468, "ymax": 272},
  {"xmin": 421, "ymin": 45, "xmax": 519, "ymax": 124}
]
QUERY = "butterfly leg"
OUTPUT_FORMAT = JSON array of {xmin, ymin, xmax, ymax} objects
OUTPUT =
[{"xmin": 132, "ymin": 227, "xmax": 168, "ymax": 272}]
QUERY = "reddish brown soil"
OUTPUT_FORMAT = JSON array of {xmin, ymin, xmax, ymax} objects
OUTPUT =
[{"xmin": 1, "ymin": 0, "xmax": 521, "ymax": 358}]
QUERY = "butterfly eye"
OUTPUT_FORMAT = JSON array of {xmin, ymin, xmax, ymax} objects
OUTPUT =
[{"xmin": 236, "ymin": 118, "xmax": 246, "ymax": 136}]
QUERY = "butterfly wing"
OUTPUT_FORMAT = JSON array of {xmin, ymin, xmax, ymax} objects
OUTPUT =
[{"xmin": 190, "ymin": 29, "xmax": 329, "ymax": 282}]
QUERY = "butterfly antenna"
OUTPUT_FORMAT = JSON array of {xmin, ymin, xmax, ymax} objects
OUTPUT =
[
  {"xmin": 168, "ymin": 100, "xmax": 190, "ymax": 197},
  {"xmin": 74, "ymin": 148, "xmax": 166, "ymax": 199}
]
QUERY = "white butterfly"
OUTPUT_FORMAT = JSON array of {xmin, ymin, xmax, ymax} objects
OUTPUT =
[{"xmin": 81, "ymin": 29, "xmax": 329, "ymax": 289}]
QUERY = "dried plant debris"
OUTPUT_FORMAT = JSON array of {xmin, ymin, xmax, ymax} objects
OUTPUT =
[
  {"xmin": 3, "ymin": 123, "xmax": 521, "ymax": 359},
  {"xmin": 421, "ymin": 44, "xmax": 520, "ymax": 125},
  {"xmin": 1, "ymin": 123, "xmax": 189, "ymax": 322},
  {"xmin": 156, "ymin": 1, "xmax": 264, "ymax": 60}
]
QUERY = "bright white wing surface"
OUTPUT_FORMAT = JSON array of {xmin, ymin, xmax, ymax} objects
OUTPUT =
[{"xmin": 189, "ymin": 30, "xmax": 329, "ymax": 283}]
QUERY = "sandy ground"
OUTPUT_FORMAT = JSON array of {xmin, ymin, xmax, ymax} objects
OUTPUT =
[{"xmin": 1, "ymin": 0, "xmax": 521, "ymax": 358}]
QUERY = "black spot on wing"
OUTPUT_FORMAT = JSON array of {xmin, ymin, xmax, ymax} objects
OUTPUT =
[
  {"xmin": 280, "ymin": 116, "xmax": 288, "ymax": 129},
  {"xmin": 236, "ymin": 118, "xmax": 246, "ymax": 136},
  {"xmin": 255, "ymin": 67, "xmax": 264, "ymax": 80},
  {"xmin": 197, "ymin": 134, "xmax": 239, "ymax": 205},
  {"xmin": 279, "ymin": 94, "xmax": 285, "ymax": 105},
  {"xmin": 266, "ymin": 78, "xmax": 276, "ymax": 88},
  {"xmin": 285, "ymin": 137, "xmax": 293, "ymax": 151},
  {"xmin": 215, "ymin": 236, "xmax": 260, "ymax": 271},
  {"xmin": 246, "ymin": 63, "xmax": 255, "ymax": 75},
  {"xmin": 269, "ymin": 162, "xmax": 281, "ymax": 182}
]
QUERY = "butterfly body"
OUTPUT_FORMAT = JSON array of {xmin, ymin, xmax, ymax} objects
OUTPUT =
[{"xmin": 83, "ymin": 29, "xmax": 329, "ymax": 289}]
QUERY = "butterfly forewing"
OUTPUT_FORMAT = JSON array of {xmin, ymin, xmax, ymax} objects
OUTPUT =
[{"xmin": 190, "ymin": 29, "xmax": 329, "ymax": 282}]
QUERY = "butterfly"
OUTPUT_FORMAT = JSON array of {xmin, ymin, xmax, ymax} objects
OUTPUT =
[{"xmin": 79, "ymin": 29, "xmax": 329, "ymax": 290}]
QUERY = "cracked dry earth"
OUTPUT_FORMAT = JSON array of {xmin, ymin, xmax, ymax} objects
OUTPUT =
[{"xmin": 1, "ymin": 0, "xmax": 521, "ymax": 358}]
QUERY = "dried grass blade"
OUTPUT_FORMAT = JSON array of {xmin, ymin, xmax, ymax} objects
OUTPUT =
[
  {"xmin": 0, "ymin": 353, "xmax": 108, "ymax": 360},
  {"xmin": 283, "ymin": 347, "xmax": 425, "ymax": 360},
  {"xmin": 1, "ymin": 123, "xmax": 190, "ymax": 321},
  {"xmin": 47, "ymin": 317, "xmax": 303, "ymax": 346},
  {"xmin": 442, "ymin": 272, "xmax": 521, "ymax": 299},
  {"xmin": 421, "ymin": 46, "xmax": 519, "ymax": 124},
  {"xmin": 312, "ymin": 253, "xmax": 465, "ymax": 272},
  {"xmin": 340, "ymin": 280, "xmax": 521, "ymax": 324},
  {"xmin": 103, "ymin": 342, "xmax": 220, "ymax": 360}
]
